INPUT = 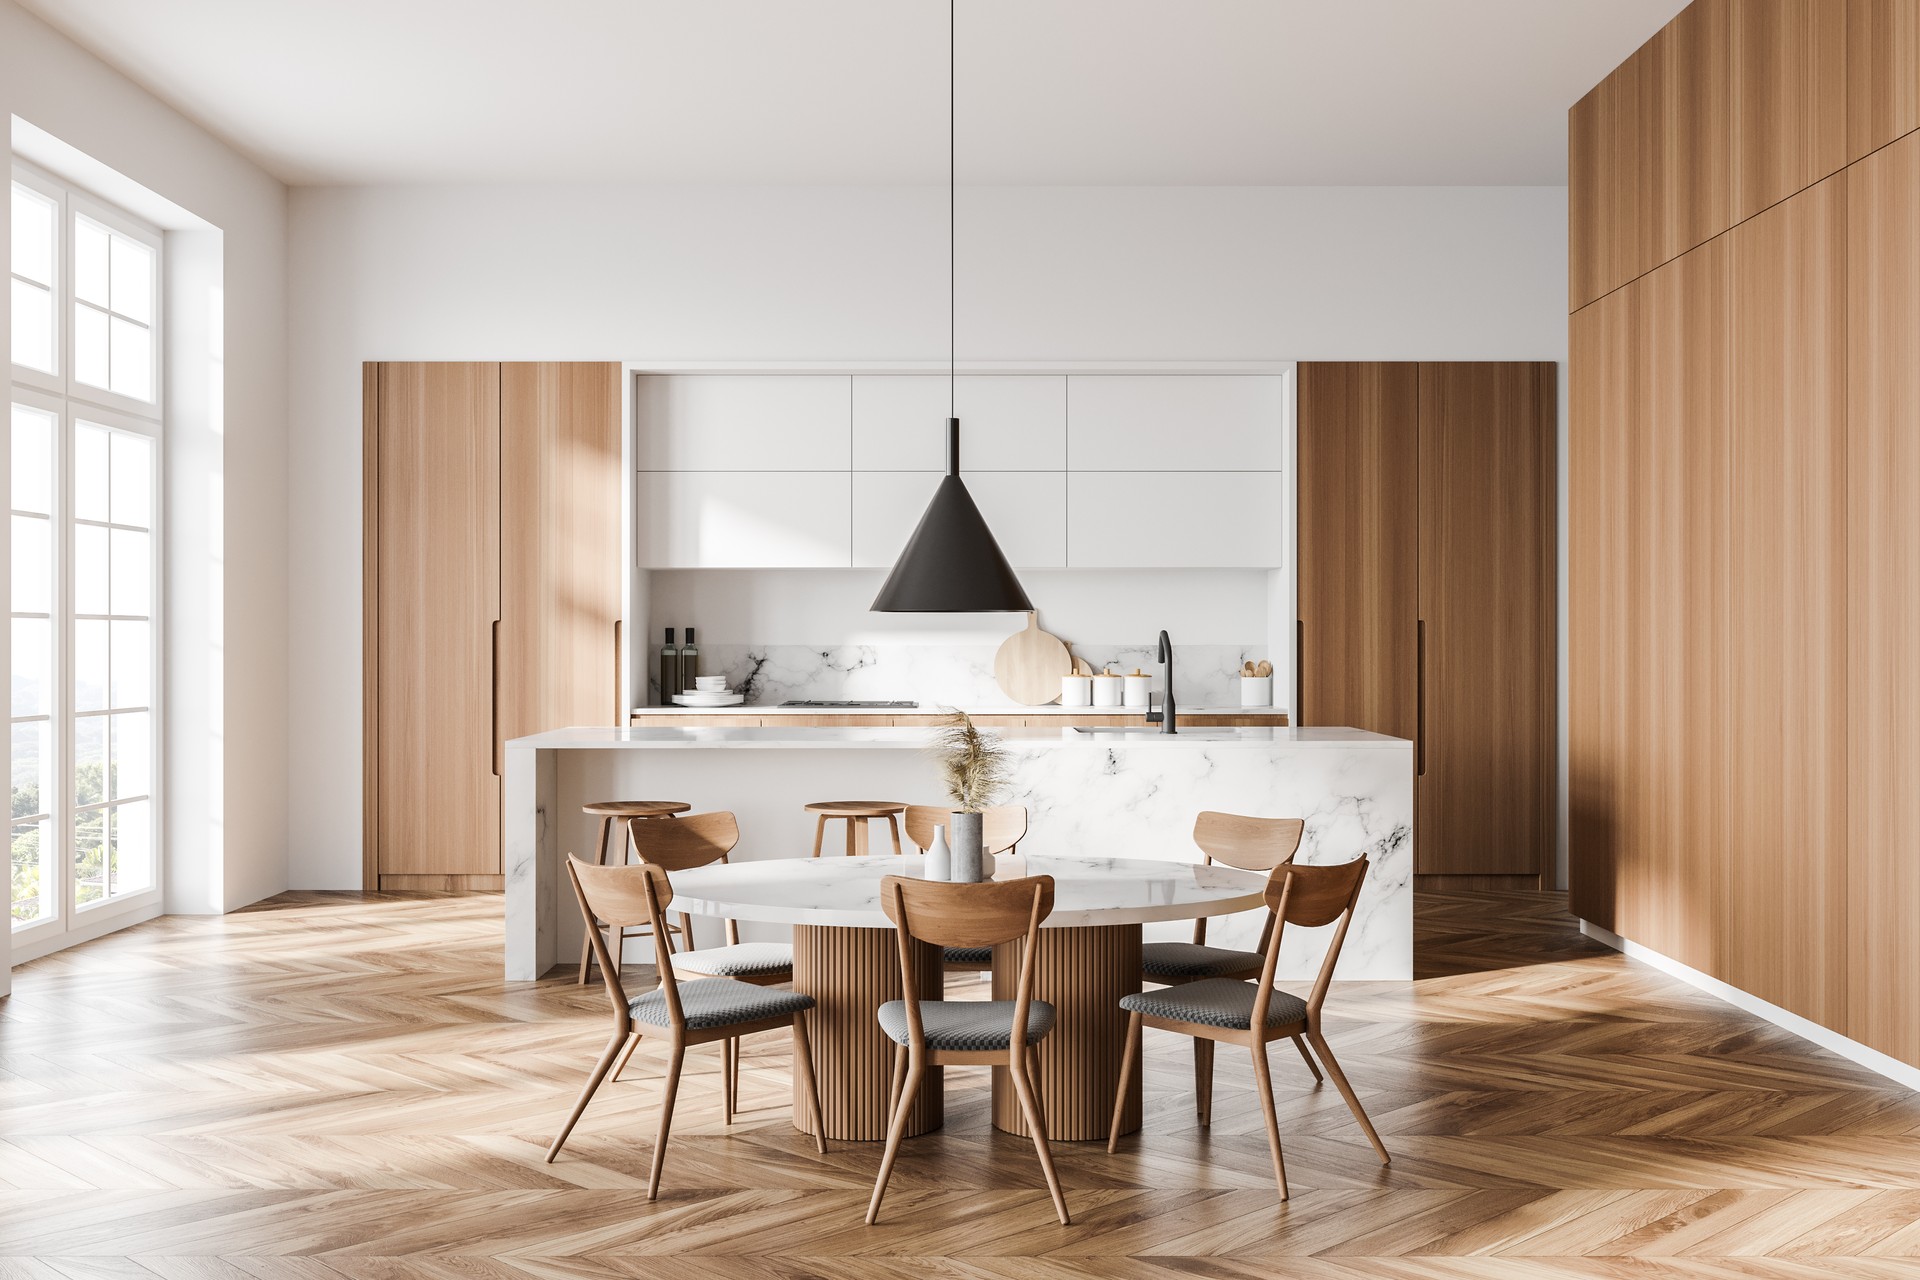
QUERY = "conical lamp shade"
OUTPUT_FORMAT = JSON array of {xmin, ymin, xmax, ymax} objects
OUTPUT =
[{"xmin": 871, "ymin": 421, "xmax": 1033, "ymax": 613}]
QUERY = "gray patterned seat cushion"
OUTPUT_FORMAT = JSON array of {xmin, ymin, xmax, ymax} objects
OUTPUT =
[
  {"xmin": 1140, "ymin": 941, "xmax": 1263, "ymax": 980},
  {"xmin": 877, "ymin": 999, "xmax": 1057, "ymax": 1051},
  {"xmin": 943, "ymin": 946, "xmax": 992, "ymax": 965},
  {"xmin": 670, "ymin": 942, "xmax": 795, "ymax": 978},
  {"xmin": 1120, "ymin": 978, "xmax": 1307, "ymax": 1031},
  {"xmin": 629, "ymin": 977, "xmax": 814, "ymax": 1031}
]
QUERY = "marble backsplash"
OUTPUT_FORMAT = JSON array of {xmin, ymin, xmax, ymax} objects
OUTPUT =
[{"xmin": 648, "ymin": 643, "xmax": 1273, "ymax": 708}]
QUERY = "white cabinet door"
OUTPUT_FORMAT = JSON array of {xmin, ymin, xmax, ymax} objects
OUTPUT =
[
  {"xmin": 1067, "ymin": 472, "xmax": 1283, "ymax": 567},
  {"xmin": 638, "ymin": 472, "xmax": 853, "ymax": 568},
  {"xmin": 1066, "ymin": 375, "xmax": 1286, "ymax": 470},
  {"xmin": 852, "ymin": 375, "xmax": 1067, "ymax": 470},
  {"xmin": 635, "ymin": 374, "xmax": 851, "ymax": 471},
  {"xmin": 853, "ymin": 472, "xmax": 1066, "ymax": 569}
]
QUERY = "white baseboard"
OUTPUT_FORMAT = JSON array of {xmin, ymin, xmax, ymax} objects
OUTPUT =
[{"xmin": 1578, "ymin": 918, "xmax": 1920, "ymax": 1094}]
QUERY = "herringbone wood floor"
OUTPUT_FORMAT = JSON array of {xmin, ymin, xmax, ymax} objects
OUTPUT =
[{"xmin": 5, "ymin": 889, "xmax": 1920, "ymax": 1278}]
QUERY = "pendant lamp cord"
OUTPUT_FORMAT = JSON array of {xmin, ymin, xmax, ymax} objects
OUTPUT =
[{"xmin": 949, "ymin": 0, "xmax": 956, "ymax": 418}]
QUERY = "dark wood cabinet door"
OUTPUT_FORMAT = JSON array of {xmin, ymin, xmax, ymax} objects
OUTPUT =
[
  {"xmin": 1416, "ymin": 362, "xmax": 1558, "ymax": 879},
  {"xmin": 1296, "ymin": 363, "xmax": 1418, "ymax": 742}
]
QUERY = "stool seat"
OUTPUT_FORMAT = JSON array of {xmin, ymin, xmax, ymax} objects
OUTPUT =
[
  {"xmin": 584, "ymin": 799, "xmax": 691, "ymax": 819},
  {"xmin": 805, "ymin": 800, "xmax": 907, "ymax": 857}
]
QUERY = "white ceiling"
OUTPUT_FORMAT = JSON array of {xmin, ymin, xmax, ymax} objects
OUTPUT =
[{"xmin": 18, "ymin": 0, "xmax": 1687, "ymax": 187}]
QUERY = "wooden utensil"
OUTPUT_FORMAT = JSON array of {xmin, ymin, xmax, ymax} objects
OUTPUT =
[
  {"xmin": 1242, "ymin": 661, "xmax": 1257, "ymax": 678},
  {"xmin": 1254, "ymin": 660, "xmax": 1274, "ymax": 678},
  {"xmin": 994, "ymin": 612, "xmax": 1074, "ymax": 705}
]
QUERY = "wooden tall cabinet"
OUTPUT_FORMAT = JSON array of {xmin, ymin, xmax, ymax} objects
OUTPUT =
[
  {"xmin": 364, "ymin": 362, "xmax": 621, "ymax": 891},
  {"xmin": 1297, "ymin": 361, "xmax": 1557, "ymax": 883}
]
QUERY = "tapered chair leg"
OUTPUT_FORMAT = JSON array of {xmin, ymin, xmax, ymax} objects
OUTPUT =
[
  {"xmin": 1308, "ymin": 1029, "xmax": 1389, "ymax": 1164},
  {"xmin": 730, "ymin": 1032, "xmax": 742, "ymax": 1108},
  {"xmin": 1291, "ymin": 1034, "xmax": 1323, "ymax": 1083},
  {"xmin": 1107, "ymin": 1010, "xmax": 1142, "ymax": 1154},
  {"xmin": 1194, "ymin": 1037, "xmax": 1215, "ymax": 1127},
  {"xmin": 1009, "ymin": 1053, "xmax": 1070, "ymax": 1225},
  {"xmin": 646, "ymin": 1042, "xmax": 687, "ymax": 1201},
  {"xmin": 866, "ymin": 1054, "xmax": 925, "ymax": 1224},
  {"xmin": 1249, "ymin": 1037, "xmax": 1288, "ymax": 1202},
  {"xmin": 547, "ymin": 1030, "xmax": 631, "ymax": 1161},
  {"xmin": 721, "ymin": 1038, "xmax": 736, "ymax": 1125},
  {"xmin": 1024, "ymin": 1043, "xmax": 1049, "ymax": 1138},
  {"xmin": 792, "ymin": 1014, "xmax": 828, "ymax": 1155},
  {"xmin": 610, "ymin": 1029, "xmax": 644, "ymax": 1083},
  {"xmin": 887, "ymin": 1042, "xmax": 907, "ymax": 1121}
]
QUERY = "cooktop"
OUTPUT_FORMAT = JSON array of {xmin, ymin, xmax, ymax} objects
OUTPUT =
[{"xmin": 779, "ymin": 700, "xmax": 920, "ymax": 709}]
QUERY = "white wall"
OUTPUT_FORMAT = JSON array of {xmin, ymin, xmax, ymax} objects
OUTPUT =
[
  {"xmin": 288, "ymin": 181, "xmax": 1567, "ymax": 890},
  {"xmin": 2, "ymin": 0, "xmax": 290, "ymax": 956}
]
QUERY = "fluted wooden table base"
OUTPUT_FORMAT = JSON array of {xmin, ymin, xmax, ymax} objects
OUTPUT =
[
  {"xmin": 991, "ymin": 923, "xmax": 1143, "ymax": 1141},
  {"xmin": 792, "ymin": 924, "xmax": 943, "ymax": 1141}
]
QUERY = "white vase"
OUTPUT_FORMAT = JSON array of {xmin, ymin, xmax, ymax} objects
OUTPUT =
[{"xmin": 924, "ymin": 824, "xmax": 952, "ymax": 881}]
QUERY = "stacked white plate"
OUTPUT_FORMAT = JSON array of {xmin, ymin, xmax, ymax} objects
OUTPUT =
[{"xmin": 672, "ymin": 688, "xmax": 744, "ymax": 707}]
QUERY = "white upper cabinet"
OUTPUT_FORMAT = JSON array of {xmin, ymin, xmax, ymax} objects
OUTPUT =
[
  {"xmin": 852, "ymin": 375, "xmax": 1066, "ymax": 471},
  {"xmin": 1067, "ymin": 472, "xmax": 1284, "ymax": 567},
  {"xmin": 852, "ymin": 471, "xmax": 1066, "ymax": 569},
  {"xmin": 1066, "ymin": 375, "xmax": 1286, "ymax": 470},
  {"xmin": 637, "ymin": 472, "xmax": 852, "ymax": 568},
  {"xmin": 635, "ymin": 374, "xmax": 850, "ymax": 471}
]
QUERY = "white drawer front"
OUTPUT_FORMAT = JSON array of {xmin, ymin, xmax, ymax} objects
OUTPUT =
[
  {"xmin": 638, "ymin": 472, "xmax": 853, "ymax": 568},
  {"xmin": 852, "ymin": 375, "xmax": 1067, "ymax": 471},
  {"xmin": 635, "ymin": 374, "xmax": 851, "ymax": 471},
  {"xmin": 1067, "ymin": 375, "xmax": 1286, "ymax": 470}
]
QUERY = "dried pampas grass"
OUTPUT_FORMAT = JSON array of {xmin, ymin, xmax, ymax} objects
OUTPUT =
[{"xmin": 930, "ymin": 709, "xmax": 1010, "ymax": 813}]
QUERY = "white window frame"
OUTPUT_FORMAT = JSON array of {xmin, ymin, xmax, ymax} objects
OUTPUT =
[{"xmin": 10, "ymin": 160, "xmax": 165, "ymax": 958}]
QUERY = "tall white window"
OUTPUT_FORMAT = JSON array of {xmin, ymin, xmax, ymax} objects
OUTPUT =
[{"xmin": 10, "ymin": 163, "xmax": 161, "ymax": 951}]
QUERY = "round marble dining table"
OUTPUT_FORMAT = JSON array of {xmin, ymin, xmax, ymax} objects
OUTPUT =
[{"xmin": 666, "ymin": 851, "xmax": 1269, "ymax": 1143}]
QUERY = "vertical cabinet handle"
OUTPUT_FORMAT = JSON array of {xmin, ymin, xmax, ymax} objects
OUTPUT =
[
  {"xmin": 1415, "ymin": 619, "xmax": 1426, "ymax": 777},
  {"xmin": 613, "ymin": 619, "xmax": 623, "ymax": 726},
  {"xmin": 1295, "ymin": 619, "xmax": 1305, "ymax": 727},
  {"xmin": 491, "ymin": 619, "xmax": 501, "ymax": 778}
]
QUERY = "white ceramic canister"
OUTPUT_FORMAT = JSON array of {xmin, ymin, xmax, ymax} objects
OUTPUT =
[
  {"xmin": 1091, "ymin": 672, "xmax": 1125, "ymax": 707},
  {"xmin": 1123, "ymin": 672, "xmax": 1152, "ymax": 708},
  {"xmin": 1240, "ymin": 675, "xmax": 1274, "ymax": 707},
  {"xmin": 1060, "ymin": 674, "xmax": 1093, "ymax": 706}
]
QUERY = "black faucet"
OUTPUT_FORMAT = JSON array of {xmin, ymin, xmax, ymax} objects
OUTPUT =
[{"xmin": 1156, "ymin": 630, "xmax": 1177, "ymax": 734}]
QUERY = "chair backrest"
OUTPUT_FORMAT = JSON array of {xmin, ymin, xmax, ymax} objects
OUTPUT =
[
  {"xmin": 627, "ymin": 810, "xmax": 738, "ymax": 871},
  {"xmin": 1193, "ymin": 811, "xmax": 1304, "ymax": 871},
  {"xmin": 566, "ymin": 856, "xmax": 683, "ymax": 1030},
  {"xmin": 1189, "ymin": 811, "xmax": 1303, "ymax": 945},
  {"xmin": 880, "ymin": 874, "xmax": 1054, "ymax": 1057},
  {"xmin": 903, "ymin": 803, "xmax": 1028, "ymax": 856},
  {"xmin": 1250, "ymin": 856, "xmax": 1369, "ymax": 1031}
]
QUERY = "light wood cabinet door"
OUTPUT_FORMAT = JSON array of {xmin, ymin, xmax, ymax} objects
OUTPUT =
[
  {"xmin": 1729, "ymin": 0, "xmax": 1847, "ymax": 225},
  {"xmin": 1628, "ymin": 238, "xmax": 1731, "ymax": 978},
  {"xmin": 1416, "ymin": 363, "xmax": 1557, "ymax": 878},
  {"xmin": 1569, "ymin": 292, "xmax": 1637, "ymax": 929},
  {"xmin": 1728, "ymin": 175, "xmax": 1848, "ymax": 1032},
  {"xmin": 499, "ymin": 363, "xmax": 622, "ymax": 752},
  {"xmin": 1295, "ymin": 363, "xmax": 1418, "ymax": 740},
  {"xmin": 1846, "ymin": 131, "xmax": 1920, "ymax": 1064},
  {"xmin": 1846, "ymin": 0, "xmax": 1920, "ymax": 164},
  {"xmin": 367, "ymin": 362, "xmax": 501, "ymax": 882},
  {"xmin": 1637, "ymin": 0, "xmax": 1732, "ymax": 274}
]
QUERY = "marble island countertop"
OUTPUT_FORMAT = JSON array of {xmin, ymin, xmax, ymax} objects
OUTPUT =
[{"xmin": 508, "ymin": 724, "xmax": 1408, "ymax": 751}]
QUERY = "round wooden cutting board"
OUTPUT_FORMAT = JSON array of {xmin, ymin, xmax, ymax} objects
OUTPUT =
[{"xmin": 994, "ymin": 612, "xmax": 1073, "ymax": 705}]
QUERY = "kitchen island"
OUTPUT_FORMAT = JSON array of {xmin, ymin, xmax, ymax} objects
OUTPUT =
[{"xmin": 505, "ymin": 724, "xmax": 1412, "ymax": 983}]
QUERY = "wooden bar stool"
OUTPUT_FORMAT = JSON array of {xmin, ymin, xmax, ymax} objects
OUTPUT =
[
  {"xmin": 805, "ymin": 800, "xmax": 906, "ymax": 857},
  {"xmin": 577, "ymin": 799, "xmax": 691, "ymax": 984}
]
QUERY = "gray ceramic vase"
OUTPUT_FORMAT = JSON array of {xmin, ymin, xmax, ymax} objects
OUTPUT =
[{"xmin": 948, "ymin": 810, "xmax": 986, "ymax": 883}]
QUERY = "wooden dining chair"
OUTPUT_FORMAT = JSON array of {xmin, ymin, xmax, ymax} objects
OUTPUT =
[
  {"xmin": 1139, "ymin": 811, "xmax": 1315, "ymax": 1119},
  {"xmin": 624, "ymin": 811, "xmax": 796, "ymax": 1121},
  {"xmin": 1106, "ymin": 856, "xmax": 1387, "ymax": 1203},
  {"xmin": 867, "ymin": 874, "xmax": 1068, "ymax": 1226},
  {"xmin": 904, "ymin": 803, "xmax": 1030, "ymax": 972},
  {"xmin": 548, "ymin": 857, "xmax": 826, "ymax": 1200}
]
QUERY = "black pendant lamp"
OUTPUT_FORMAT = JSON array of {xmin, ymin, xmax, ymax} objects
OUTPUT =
[{"xmin": 871, "ymin": 0, "xmax": 1033, "ymax": 614}]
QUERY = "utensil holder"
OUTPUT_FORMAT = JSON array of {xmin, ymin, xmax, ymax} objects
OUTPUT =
[{"xmin": 1240, "ymin": 675, "xmax": 1273, "ymax": 707}]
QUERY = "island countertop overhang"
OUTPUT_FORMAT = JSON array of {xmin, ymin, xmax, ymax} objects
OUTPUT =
[{"xmin": 507, "ymin": 724, "xmax": 1411, "ymax": 751}]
